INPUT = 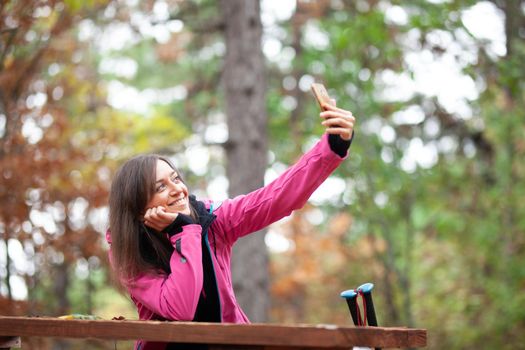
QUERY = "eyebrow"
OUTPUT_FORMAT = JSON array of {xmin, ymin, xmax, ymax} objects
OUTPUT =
[{"xmin": 155, "ymin": 171, "xmax": 177, "ymax": 184}]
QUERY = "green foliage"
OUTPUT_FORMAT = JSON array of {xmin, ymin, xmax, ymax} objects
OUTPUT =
[
  {"xmin": 2, "ymin": 1, "xmax": 525, "ymax": 349},
  {"xmin": 264, "ymin": 1, "xmax": 525, "ymax": 348}
]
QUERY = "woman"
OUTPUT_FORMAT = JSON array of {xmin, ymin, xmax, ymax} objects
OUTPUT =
[{"xmin": 106, "ymin": 101, "xmax": 355, "ymax": 350}]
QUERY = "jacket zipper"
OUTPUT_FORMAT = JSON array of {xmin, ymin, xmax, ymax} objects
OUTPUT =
[{"xmin": 204, "ymin": 231, "xmax": 222, "ymax": 322}]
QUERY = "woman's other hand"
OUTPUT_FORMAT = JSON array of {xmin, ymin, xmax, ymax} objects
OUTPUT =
[
  {"xmin": 143, "ymin": 206, "xmax": 178, "ymax": 232},
  {"xmin": 320, "ymin": 100, "xmax": 355, "ymax": 141}
]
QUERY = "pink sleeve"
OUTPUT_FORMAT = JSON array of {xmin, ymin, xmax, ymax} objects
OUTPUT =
[
  {"xmin": 126, "ymin": 224, "xmax": 204, "ymax": 321},
  {"xmin": 213, "ymin": 134, "xmax": 348, "ymax": 245}
]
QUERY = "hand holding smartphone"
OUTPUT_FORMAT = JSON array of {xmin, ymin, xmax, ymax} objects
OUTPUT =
[
  {"xmin": 311, "ymin": 83, "xmax": 333, "ymax": 110},
  {"xmin": 311, "ymin": 83, "xmax": 355, "ymax": 141}
]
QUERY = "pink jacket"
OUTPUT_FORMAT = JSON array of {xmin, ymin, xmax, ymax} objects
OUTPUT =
[{"xmin": 106, "ymin": 134, "xmax": 348, "ymax": 350}]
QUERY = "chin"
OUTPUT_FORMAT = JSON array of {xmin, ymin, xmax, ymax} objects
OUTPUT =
[{"xmin": 167, "ymin": 205, "xmax": 191, "ymax": 216}]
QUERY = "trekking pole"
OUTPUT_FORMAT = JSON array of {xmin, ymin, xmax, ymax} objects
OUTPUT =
[
  {"xmin": 340, "ymin": 289, "xmax": 359, "ymax": 326},
  {"xmin": 357, "ymin": 283, "xmax": 378, "ymax": 327},
  {"xmin": 357, "ymin": 283, "xmax": 380, "ymax": 350}
]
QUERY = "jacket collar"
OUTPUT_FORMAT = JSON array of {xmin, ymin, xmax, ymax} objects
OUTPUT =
[{"xmin": 189, "ymin": 195, "xmax": 216, "ymax": 232}]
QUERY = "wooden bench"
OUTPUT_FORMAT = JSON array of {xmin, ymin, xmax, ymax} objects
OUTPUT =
[{"xmin": 0, "ymin": 316, "xmax": 426, "ymax": 349}]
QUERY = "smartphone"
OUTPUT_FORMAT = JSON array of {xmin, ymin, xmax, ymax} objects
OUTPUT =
[{"xmin": 311, "ymin": 83, "xmax": 332, "ymax": 110}]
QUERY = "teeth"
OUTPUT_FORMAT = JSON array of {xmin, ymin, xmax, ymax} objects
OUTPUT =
[{"xmin": 171, "ymin": 197, "xmax": 185, "ymax": 206}]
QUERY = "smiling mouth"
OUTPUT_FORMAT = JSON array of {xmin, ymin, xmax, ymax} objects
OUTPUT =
[{"xmin": 168, "ymin": 197, "xmax": 186, "ymax": 207}]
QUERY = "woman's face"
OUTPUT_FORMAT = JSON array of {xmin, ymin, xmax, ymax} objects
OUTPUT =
[{"xmin": 145, "ymin": 160, "xmax": 191, "ymax": 216}]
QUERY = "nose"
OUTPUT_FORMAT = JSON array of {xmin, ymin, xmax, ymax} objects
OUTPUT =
[{"xmin": 168, "ymin": 179, "xmax": 184, "ymax": 194}]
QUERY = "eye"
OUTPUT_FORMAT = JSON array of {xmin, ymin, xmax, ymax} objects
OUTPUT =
[
  {"xmin": 171, "ymin": 174, "xmax": 181, "ymax": 183},
  {"xmin": 156, "ymin": 183, "xmax": 166, "ymax": 192}
]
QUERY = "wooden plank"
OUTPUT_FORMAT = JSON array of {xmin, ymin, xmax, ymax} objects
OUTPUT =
[
  {"xmin": 0, "ymin": 317, "xmax": 426, "ymax": 348},
  {"xmin": 0, "ymin": 336, "xmax": 21, "ymax": 349},
  {"xmin": 208, "ymin": 347, "xmax": 332, "ymax": 350},
  {"xmin": 408, "ymin": 328, "xmax": 428, "ymax": 348}
]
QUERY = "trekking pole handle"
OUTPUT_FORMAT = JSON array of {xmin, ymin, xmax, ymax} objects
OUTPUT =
[
  {"xmin": 357, "ymin": 283, "xmax": 378, "ymax": 327},
  {"xmin": 340, "ymin": 289, "xmax": 359, "ymax": 326}
]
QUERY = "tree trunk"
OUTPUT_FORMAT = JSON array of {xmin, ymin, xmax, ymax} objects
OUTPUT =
[
  {"xmin": 219, "ymin": 0, "xmax": 269, "ymax": 322},
  {"xmin": 3, "ymin": 235, "xmax": 12, "ymax": 300},
  {"xmin": 86, "ymin": 264, "xmax": 94, "ymax": 315},
  {"xmin": 53, "ymin": 262, "xmax": 70, "ymax": 315}
]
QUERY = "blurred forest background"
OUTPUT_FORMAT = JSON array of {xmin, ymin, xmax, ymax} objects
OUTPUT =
[{"xmin": 1, "ymin": 0, "xmax": 524, "ymax": 349}]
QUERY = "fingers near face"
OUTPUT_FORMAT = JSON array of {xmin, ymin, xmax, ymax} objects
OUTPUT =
[
  {"xmin": 143, "ymin": 206, "xmax": 161, "ymax": 225},
  {"xmin": 143, "ymin": 206, "xmax": 175, "ymax": 232}
]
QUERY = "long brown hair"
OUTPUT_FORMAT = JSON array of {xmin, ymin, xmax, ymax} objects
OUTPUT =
[{"xmin": 108, "ymin": 154, "xmax": 193, "ymax": 286}]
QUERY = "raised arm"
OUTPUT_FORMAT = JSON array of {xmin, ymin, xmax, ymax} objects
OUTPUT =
[
  {"xmin": 213, "ymin": 133, "xmax": 349, "ymax": 245},
  {"xmin": 213, "ymin": 101, "xmax": 355, "ymax": 245}
]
